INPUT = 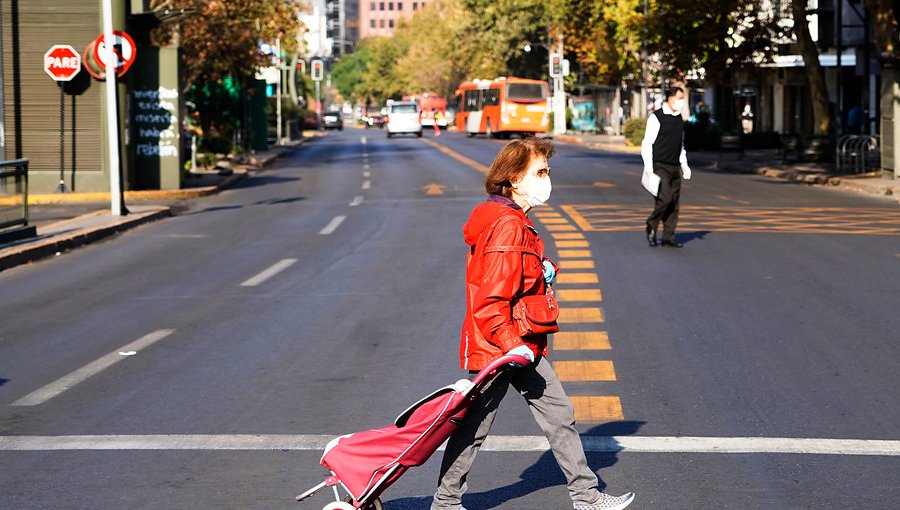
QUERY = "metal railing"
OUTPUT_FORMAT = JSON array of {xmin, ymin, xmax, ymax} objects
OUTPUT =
[
  {"xmin": 0, "ymin": 159, "xmax": 30, "ymax": 230},
  {"xmin": 836, "ymin": 135, "xmax": 880, "ymax": 174}
]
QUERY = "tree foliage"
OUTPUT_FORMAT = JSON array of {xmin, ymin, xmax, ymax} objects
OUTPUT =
[
  {"xmin": 866, "ymin": 0, "xmax": 898, "ymax": 64},
  {"xmin": 337, "ymin": 0, "xmax": 787, "ymax": 104},
  {"xmin": 150, "ymin": 0, "xmax": 304, "ymax": 90}
]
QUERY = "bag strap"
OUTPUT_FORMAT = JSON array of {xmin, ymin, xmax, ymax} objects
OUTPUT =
[{"xmin": 481, "ymin": 215, "xmax": 541, "ymax": 258}]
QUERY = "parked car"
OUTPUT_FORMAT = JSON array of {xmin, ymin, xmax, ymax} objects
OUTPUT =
[
  {"xmin": 321, "ymin": 110, "xmax": 344, "ymax": 130},
  {"xmin": 366, "ymin": 114, "xmax": 386, "ymax": 128},
  {"xmin": 386, "ymin": 101, "xmax": 422, "ymax": 138}
]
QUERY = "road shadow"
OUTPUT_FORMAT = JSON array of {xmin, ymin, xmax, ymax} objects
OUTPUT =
[
  {"xmin": 232, "ymin": 174, "xmax": 300, "ymax": 190},
  {"xmin": 383, "ymin": 420, "xmax": 644, "ymax": 510},
  {"xmin": 676, "ymin": 230, "xmax": 711, "ymax": 245},
  {"xmin": 0, "ymin": 378, "xmax": 8, "ymax": 387},
  {"xmin": 252, "ymin": 197, "xmax": 306, "ymax": 206}
]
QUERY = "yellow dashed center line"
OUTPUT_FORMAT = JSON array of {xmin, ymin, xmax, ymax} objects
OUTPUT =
[
  {"xmin": 558, "ymin": 249, "xmax": 592, "ymax": 258},
  {"xmin": 545, "ymin": 224, "xmax": 578, "ymax": 232},
  {"xmin": 551, "ymin": 232, "xmax": 585, "ymax": 240},
  {"xmin": 558, "ymin": 307, "xmax": 605, "ymax": 323},
  {"xmin": 556, "ymin": 288, "xmax": 603, "ymax": 302},
  {"xmin": 569, "ymin": 396, "xmax": 625, "ymax": 422},
  {"xmin": 538, "ymin": 217, "xmax": 570, "ymax": 224},
  {"xmin": 556, "ymin": 240, "xmax": 590, "ymax": 248},
  {"xmin": 554, "ymin": 360, "xmax": 617, "ymax": 381},
  {"xmin": 535, "ymin": 206, "xmax": 623, "ymax": 423},
  {"xmin": 554, "ymin": 331, "xmax": 611, "ymax": 350},
  {"xmin": 556, "ymin": 273, "xmax": 600, "ymax": 284},
  {"xmin": 559, "ymin": 260, "xmax": 595, "ymax": 269}
]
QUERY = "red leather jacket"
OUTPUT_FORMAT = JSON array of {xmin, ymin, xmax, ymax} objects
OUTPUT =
[{"xmin": 459, "ymin": 196, "xmax": 555, "ymax": 370}]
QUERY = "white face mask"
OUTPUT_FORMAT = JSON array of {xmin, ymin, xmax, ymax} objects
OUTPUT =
[
  {"xmin": 671, "ymin": 98, "xmax": 685, "ymax": 112},
  {"xmin": 516, "ymin": 172, "xmax": 552, "ymax": 208}
]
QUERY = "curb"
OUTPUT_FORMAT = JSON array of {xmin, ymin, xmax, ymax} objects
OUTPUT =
[
  {"xmin": 553, "ymin": 134, "xmax": 642, "ymax": 154},
  {"xmin": 756, "ymin": 167, "xmax": 834, "ymax": 185},
  {"xmin": 2, "ymin": 139, "xmax": 309, "ymax": 206},
  {"xmin": 15, "ymin": 172, "xmax": 248, "ymax": 205},
  {"xmin": 0, "ymin": 138, "xmax": 318, "ymax": 272},
  {"xmin": 0, "ymin": 206, "xmax": 172, "ymax": 272},
  {"xmin": 555, "ymin": 136, "xmax": 897, "ymax": 200}
]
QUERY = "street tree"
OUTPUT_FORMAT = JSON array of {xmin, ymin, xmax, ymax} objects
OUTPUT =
[
  {"xmin": 150, "ymin": 0, "xmax": 304, "ymax": 91},
  {"xmin": 866, "ymin": 0, "xmax": 898, "ymax": 64},
  {"xmin": 790, "ymin": 0, "xmax": 832, "ymax": 136}
]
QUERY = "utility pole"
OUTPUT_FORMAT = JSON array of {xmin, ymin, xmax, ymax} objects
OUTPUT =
[
  {"xmin": 101, "ymin": 0, "xmax": 123, "ymax": 216},
  {"xmin": 275, "ymin": 38, "xmax": 282, "ymax": 145},
  {"xmin": 553, "ymin": 34, "xmax": 566, "ymax": 136}
]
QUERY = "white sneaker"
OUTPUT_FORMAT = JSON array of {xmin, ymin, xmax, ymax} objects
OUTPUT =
[{"xmin": 574, "ymin": 491, "xmax": 635, "ymax": 510}]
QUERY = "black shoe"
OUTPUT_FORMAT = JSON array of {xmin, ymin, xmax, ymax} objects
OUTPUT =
[
  {"xmin": 661, "ymin": 239, "xmax": 683, "ymax": 248},
  {"xmin": 645, "ymin": 226, "xmax": 657, "ymax": 247}
]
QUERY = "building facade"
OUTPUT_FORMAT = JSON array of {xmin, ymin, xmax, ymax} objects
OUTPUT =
[{"xmin": 358, "ymin": 0, "xmax": 426, "ymax": 38}]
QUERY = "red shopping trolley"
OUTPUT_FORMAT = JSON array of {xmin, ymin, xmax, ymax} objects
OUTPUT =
[{"xmin": 295, "ymin": 354, "xmax": 528, "ymax": 510}]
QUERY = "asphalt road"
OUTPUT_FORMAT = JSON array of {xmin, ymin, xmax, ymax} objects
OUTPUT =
[{"xmin": 1, "ymin": 129, "xmax": 898, "ymax": 509}]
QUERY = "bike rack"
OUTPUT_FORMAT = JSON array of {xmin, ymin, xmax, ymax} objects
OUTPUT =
[{"xmin": 836, "ymin": 134, "xmax": 880, "ymax": 174}]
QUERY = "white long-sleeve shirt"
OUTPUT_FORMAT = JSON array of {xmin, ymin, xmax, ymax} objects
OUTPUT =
[{"xmin": 641, "ymin": 103, "xmax": 690, "ymax": 174}]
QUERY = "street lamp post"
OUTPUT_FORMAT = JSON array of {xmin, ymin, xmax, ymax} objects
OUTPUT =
[{"xmin": 524, "ymin": 36, "xmax": 567, "ymax": 136}]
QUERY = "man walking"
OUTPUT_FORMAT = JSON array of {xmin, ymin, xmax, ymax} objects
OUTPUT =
[{"xmin": 641, "ymin": 87, "xmax": 691, "ymax": 248}]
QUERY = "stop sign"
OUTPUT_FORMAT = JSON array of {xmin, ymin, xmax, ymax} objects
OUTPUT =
[{"xmin": 44, "ymin": 45, "xmax": 82, "ymax": 81}]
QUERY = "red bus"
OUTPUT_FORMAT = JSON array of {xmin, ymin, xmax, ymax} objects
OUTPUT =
[
  {"xmin": 403, "ymin": 92, "xmax": 447, "ymax": 127},
  {"xmin": 454, "ymin": 77, "xmax": 550, "ymax": 138}
]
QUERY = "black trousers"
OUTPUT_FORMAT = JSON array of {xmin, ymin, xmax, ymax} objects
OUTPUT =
[{"xmin": 646, "ymin": 162, "xmax": 682, "ymax": 241}]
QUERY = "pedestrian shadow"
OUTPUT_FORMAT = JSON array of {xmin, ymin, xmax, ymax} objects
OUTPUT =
[
  {"xmin": 383, "ymin": 420, "xmax": 644, "ymax": 510},
  {"xmin": 676, "ymin": 230, "xmax": 711, "ymax": 244}
]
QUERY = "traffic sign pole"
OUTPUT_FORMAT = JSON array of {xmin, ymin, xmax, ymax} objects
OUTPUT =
[
  {"xmin": 311, "ymin": 59, "xmax": 323, "ymax": 129},
  {"xmin": 59, "ymin": 84, "xmax": 65, "ymax": 192},
  {"xmin": 44, "ymin": 44, "xmax": 82, "ymax": 193},
  {"xmin": 101, "ymin": 0, "xmax": 123, "ymax": 216}
]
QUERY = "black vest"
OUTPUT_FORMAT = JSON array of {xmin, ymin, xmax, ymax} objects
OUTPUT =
[{"xmin": 652, "ymin": 108, "xmax": 684, "ymax": 165}]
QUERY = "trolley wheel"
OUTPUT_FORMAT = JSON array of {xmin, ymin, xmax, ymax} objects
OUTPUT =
[
  {"xmin": 466, "ymin": 132, "xmax": 474, "ymax": 138},
  {"xmin": 322, "ymin": 502, "xmax": 355, "ymax": 510},
  {"xmin": 342, "ymin": 496, "xmax": 384, "ymax": 510}
]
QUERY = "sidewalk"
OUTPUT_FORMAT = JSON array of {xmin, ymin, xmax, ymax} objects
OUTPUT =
[
  {"xmin": 0, "ymin": 138, "xmax": 310, "ymax": 272},
  {"xmin": 554, "ymin": 132, "xmax": 898, "ymax": 202}
]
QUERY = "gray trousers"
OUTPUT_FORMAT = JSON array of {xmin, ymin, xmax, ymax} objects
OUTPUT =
[{"xmin": 431, "ymin": 356, "xmax": 601, "ymax": 509}]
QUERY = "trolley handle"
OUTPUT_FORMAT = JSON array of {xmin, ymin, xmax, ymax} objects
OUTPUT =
[{"xmin": 471, "ymin": 354, "xmax": 530, "ymax": 387}]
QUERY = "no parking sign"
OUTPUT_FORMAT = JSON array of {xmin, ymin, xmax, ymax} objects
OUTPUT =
[{"xmin": 83, "ymin": 30, "xmax": 136, "ymax": 79}]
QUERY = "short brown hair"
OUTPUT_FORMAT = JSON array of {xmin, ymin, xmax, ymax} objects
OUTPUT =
[{"xmin": 485, "ymin": 137, "xmax": 555, "ymax": 198}]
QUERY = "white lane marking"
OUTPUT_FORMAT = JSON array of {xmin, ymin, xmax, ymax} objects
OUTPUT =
[
  {"xmin": 349, "ymin": 196, "xmax": 364, "ymax": 207},
  {"xmin": 11, "ymin": 330, "xmax": 176, "ymax": 407},
  {"xmin": 1, "ymin": 435, "xmax": 897, "ymax": 456},
  {"xmin": 362, "ymin": 180, "xmax": 371, "ymax": 190},
  {"xmin": 361, "ymin": 136, "xmax": 367, "ymax": 145},
  {"xmin": 364, "ymin": 164, "xmax": 370, "ymax": 170},
  {"xmin": 240, "ymin": 258, "xmax": 298, "ymax": 287},
  {"xmin": 363, "ymin": 170, "xmax": 370, "ymax": 177},
  {"xmin": 318, "ymin": 215, "xmax": 346, "ymax": 235}
]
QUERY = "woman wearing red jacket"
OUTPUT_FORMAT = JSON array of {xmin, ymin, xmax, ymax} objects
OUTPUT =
[{"xmin": 431, "ymin": 138, "xmax": 634, "ymax": 510}]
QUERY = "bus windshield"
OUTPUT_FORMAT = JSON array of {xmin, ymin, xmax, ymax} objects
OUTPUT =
[{"xmin": 506, "ymin": 83, "xmax": 546, "ymax": 101}]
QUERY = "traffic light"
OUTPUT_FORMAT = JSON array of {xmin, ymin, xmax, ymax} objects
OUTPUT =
[
  {"xmin": 325, "ymin": 0, "xmax": 341, "ymax": 55},
  {"xmin": 311, "ymin": 59, "xmax": 323, "ymax": 81},
  {"xmin": 549, "ymin": 53, "xmax": 562, "ymax": 78}
]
